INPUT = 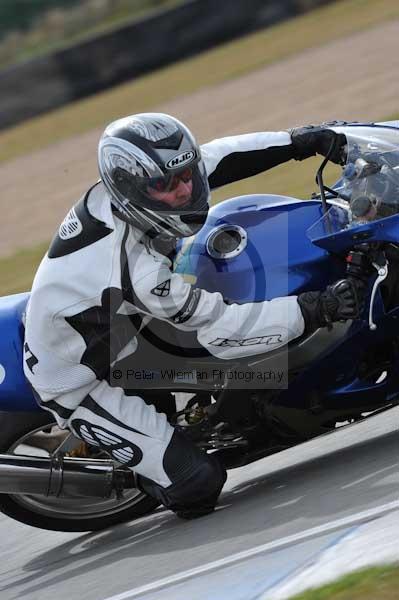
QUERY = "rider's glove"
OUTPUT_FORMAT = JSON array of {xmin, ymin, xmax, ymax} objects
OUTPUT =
[
  {"xmin": 290, "ymin": 124, "xmax": 347, "ymax": 165},
  {"xmin": 297, "ymin": 278, "xmax": 366, "ymax": 334}
]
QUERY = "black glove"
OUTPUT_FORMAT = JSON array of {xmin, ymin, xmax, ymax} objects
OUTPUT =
[
  {"xmin": 298, "ymin": 278, "xmax": 366, "ymax": 334},
  {"xmin": 290, "ymin": 124, "xmax": 347, "ymax": 165}
]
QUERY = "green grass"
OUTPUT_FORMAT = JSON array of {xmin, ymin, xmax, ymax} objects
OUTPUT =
[
  {"xmin": 0, "ymin": 243, "xmax": 49, "ymax": 297},
  {"xmin": 212, "ymin": 155, "xmax": 340, "ymax": 205},
  {"xmin": 385, "ymin": 112, "xmax": 399, "ymax": 122},
  {"xmin": 1, "ymin": 0, "xmax": 398, "ymax": 164},
  {"xmin": 289, "ymin": 564, "xmax": 399, "ymax": 600}
]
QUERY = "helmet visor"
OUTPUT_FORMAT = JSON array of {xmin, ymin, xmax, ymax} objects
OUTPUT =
[
  {"xmin": 144, "ymin": 167, "xmax": 194, "ymax": 195},
  {"xmin": 113, "ymin": 159, "xmax": 209, "ymax": 215}
]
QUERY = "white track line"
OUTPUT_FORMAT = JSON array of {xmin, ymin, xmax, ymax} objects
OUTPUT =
[
  {"xmin": 102, "ymin": 500, "xmax": 399, "ymax": 600},
  {"xmin": 341, "ymin": 464, "xmax": 397, "ymax": 489}
]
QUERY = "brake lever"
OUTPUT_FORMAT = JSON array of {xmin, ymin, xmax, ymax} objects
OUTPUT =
[{"xmin": 369, "ymin": 258, "xmax": 388, "ymax": 331}]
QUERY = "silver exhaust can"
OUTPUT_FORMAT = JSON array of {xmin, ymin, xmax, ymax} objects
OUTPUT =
[{"xmin": 0, "ymin": 453, "xmax": 130, "ymax": 498}]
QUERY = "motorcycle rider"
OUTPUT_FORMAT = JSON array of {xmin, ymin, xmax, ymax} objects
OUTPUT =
[{"xmin": 23, "ymin": 113, "xmax": 364, "ymax": 519}]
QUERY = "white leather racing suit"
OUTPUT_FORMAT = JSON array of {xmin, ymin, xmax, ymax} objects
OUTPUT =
[{"xmin": 23, "ymin": 130, "xmax": 305, "ymax": 490}]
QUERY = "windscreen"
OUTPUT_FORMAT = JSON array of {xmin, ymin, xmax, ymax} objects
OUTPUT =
[{"xmin": 308, "ymin": 128, "xmax": 399, "ymax": 240}]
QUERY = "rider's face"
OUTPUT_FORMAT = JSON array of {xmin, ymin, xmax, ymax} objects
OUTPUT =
[{"xmin": 147, "ymin": 170, "xmax": 193, "ymax": 208}]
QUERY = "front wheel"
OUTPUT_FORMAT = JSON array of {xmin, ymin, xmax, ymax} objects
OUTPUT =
[{"xmin": 0, "ymin": 411, "xmax": 160, "ymax": 532}]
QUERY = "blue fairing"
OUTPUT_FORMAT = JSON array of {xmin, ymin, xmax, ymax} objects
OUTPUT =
[
  {"xmin": 309, "ymin": 206, "xmax": 399, "ymax": 254},
  {"xmin": 174, "ymin": 194, "xmax": 346, "ymax": 302},
  {"xmin": 0, "ymin": 293, "xmax": 38, "ymax": 411}
]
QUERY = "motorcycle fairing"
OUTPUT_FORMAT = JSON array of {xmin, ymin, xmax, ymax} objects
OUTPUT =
[
  {"xmin": 308, "ymin": 208, "xmax": 399, "ymax": 254},
  {"xmin": 0, "ymin": 293, "xmax": 39, "ymax": 411}
]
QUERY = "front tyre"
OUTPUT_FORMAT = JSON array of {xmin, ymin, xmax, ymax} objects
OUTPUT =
[{"xmin": 0, "ymin": 411, "xmax": 160, "ymax": 532}]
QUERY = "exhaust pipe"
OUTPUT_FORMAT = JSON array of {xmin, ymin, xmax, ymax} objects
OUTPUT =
[{"xmin": 0, "ymin": 453, "xmax": 135, "ymax": 498}]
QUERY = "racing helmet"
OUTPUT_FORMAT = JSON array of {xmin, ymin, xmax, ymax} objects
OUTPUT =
[{"xmin": 98, "ymin": 113, "xmax": 210, "ymax": 239}]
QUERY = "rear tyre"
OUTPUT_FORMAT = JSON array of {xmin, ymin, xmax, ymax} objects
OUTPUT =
[{"xmin": 0, "ymin": 411, "xmax": 160, "ymax": 532}]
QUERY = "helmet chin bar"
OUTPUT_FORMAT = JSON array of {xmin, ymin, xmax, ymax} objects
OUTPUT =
[{"xmin": 115, "ymin": 200, "xmax": 201, "ymax": 239}]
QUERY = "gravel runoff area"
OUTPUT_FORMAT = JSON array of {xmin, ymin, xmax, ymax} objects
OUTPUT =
[{"xmin": 1, "ymin": 19, "xmax": 399, "ymax": 259}]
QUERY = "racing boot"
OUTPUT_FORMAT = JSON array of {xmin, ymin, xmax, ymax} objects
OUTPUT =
[{"xmin": 137, "ymin": 429, "xmax": 227, "ymax": 520}]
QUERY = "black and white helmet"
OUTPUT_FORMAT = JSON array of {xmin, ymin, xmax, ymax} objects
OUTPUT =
[{"xmin": 98, "ymin": 113, "xmax": 210, "ymax": 238}]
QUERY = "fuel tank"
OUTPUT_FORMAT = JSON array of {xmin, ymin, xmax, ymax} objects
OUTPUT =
[{"xmin": 174, "ymin": 194, "xmax": 345, "ymax": 302}]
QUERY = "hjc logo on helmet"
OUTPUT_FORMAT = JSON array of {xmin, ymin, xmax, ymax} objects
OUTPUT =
[{"xmin": 166, "ymin": 151, "xmax": 195, "ymax": 169}]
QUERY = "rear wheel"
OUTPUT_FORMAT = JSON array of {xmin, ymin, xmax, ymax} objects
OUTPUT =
[{"xmin": 0, "ymin": 411, "xmax": 160, "ymax": 532}]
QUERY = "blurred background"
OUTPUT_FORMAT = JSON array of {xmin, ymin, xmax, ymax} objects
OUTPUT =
[
  {"xmin": 0, "ymin": 1, "xmax": 183, "ymax": 69},
  {"xmin": 0, "ymin": 0, "xmax": 330, "ymax": 128},
  {"xmin": 0, "ymin": 0, "xmax": 398, "ymax": 294}
]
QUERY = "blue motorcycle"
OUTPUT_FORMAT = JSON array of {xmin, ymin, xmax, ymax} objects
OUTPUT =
[{"xmin": 0, "ymin": 123, "xmax": 399, "ymax": 531}]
